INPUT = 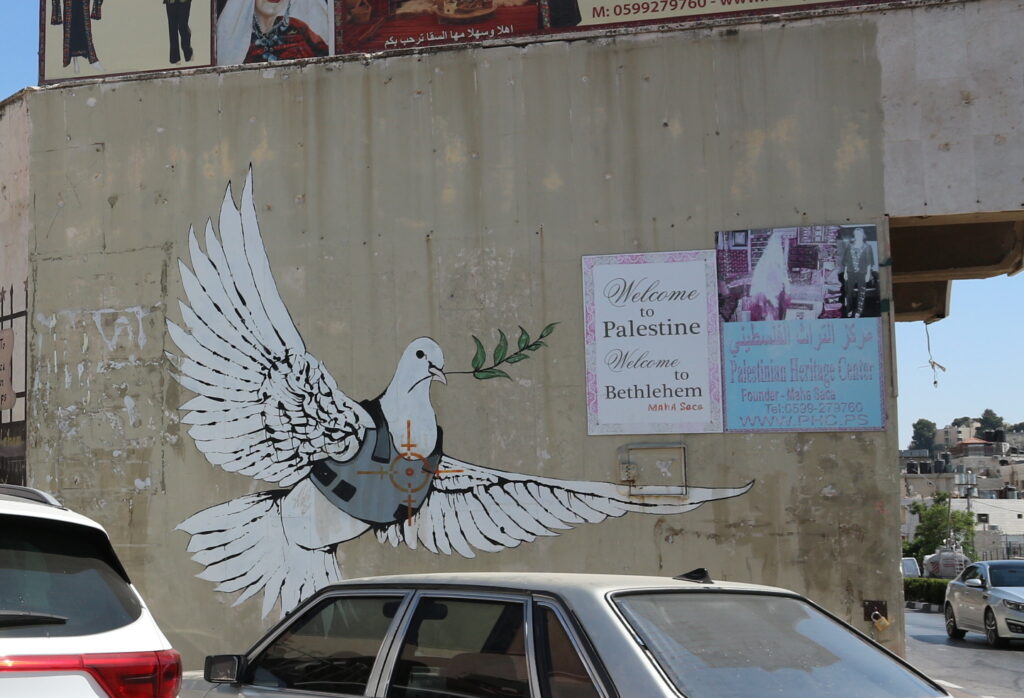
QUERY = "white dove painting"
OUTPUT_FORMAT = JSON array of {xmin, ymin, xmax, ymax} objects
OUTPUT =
[{"xmin": 169, "ymin": 169, "xmax": 754, "ymax": 618}]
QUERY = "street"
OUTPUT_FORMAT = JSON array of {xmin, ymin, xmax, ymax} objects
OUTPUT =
[{"xmin": 904, "ymin": 609, "xmax": 1023, "ymax": 698}]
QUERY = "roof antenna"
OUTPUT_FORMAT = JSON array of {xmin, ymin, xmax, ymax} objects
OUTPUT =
[{"xmin": 674, "ymin": 568, "xmax": 713, "ymax": 584}]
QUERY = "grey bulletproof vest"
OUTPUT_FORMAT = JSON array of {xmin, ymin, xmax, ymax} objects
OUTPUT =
[{"xmin": 310, "ymin": 400, "xmax": 443, "ymax": 525}]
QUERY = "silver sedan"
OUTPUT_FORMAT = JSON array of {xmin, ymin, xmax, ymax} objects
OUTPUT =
[
  {"xmin": 945, "ymin": 560, "xmax": 1024, "ymax": 648},
  {"xmin": 181, "ymin": 571, "xmax": 949, "ymax": 698}
]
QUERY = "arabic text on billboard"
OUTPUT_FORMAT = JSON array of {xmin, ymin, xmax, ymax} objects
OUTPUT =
[{"xmin": 716, "ymin": 225, "xmax": 886, "ymax": 432}]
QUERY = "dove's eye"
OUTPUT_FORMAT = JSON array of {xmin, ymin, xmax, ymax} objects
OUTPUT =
[{"xmin": 416, "ymin": 350, "xmax": 425, "ymax": 359}]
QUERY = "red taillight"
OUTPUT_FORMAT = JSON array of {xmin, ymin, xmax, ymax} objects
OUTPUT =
[
  {"xmin": 86, "ymin": 650, "xmax": 182, "ymax": 698},
  {"xmin": 0, "ymin": 650, "xmax": 182, "ymax": 698}
]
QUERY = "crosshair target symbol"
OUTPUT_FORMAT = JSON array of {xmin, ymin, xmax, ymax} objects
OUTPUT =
[
  {"xmin": 387, "ymin": 450, "xmax": 434, "ymax": 494},
  {"xmin": 356, "ymin": 420, "xmax": 462, "ymax": 524}
]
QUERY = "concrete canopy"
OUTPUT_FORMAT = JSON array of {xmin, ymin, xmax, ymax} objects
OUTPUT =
[{"xmin": 890, "ymin": 213, "xmax": 1024, "ymax": 323}]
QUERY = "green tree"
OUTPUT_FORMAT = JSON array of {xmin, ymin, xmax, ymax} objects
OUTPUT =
[
  {"xmin": 975, "ymin": 408, "xmax": 1005, "ymax": 438},
  {"xmin": 905, "ymin": 492, "xmax": 975, "ymax": 564},
  {"xmin": 950, "ymin": 416, "xmax": 973, "ymax": 428},
  {"xmin": 1008, "ymin": 421, "xmax": 1024, "ymax": 433},
  {"xmin": 909, "ymin": 418, "xmax": 937, "ymax": 451}
]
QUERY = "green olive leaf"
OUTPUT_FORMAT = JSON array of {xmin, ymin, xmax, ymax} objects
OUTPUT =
[
  {"xmin": 471, "ymin": 336, "xmax": 486, "ymax": 371},
  {"xmin": 473, "ymin": 368, "xmax": 512, "ymax": 380},
  {"xmin": 464, "ymin": 323, "xmax": 555, "ymax": 375},
  {"xmin": 494, "ymin": 330, "xmax": 508, "ymax": 365},
  {"xmin": 517, "ymin": 326, "xmax": 530, "ymax": 351}
]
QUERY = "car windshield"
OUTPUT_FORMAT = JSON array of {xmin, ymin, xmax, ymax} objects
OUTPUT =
[
  {"xmin": 0, "ymin": 514, "xmax": 142, "ymax": 638},
  {"xmin": 614, "ymin": 591, "xmax": 944, "ymax": 698},
  {"xmin": 989, "ymin": 564, "xmax": 1024, "ymax": 587}
]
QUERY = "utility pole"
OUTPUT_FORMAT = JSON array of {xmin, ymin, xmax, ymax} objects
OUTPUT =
[{"xmin": 946, "ymin": 491, "xmax": 952, "ymax": 541}]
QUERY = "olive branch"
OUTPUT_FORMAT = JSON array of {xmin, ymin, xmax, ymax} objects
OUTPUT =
[{"xmin": 448, "ymin": 323, "xmax": 559, "ymax": 380}]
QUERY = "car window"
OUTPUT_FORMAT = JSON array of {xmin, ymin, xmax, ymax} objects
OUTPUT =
[
  {"xmin": 990, "ymin": 564, "xmax": 1024, "ymax": 587},
  {"xmin": 386, "ymin": 597, "xmax": 530, "ymax": 698},
  {"xmin": 249, "ymin": 594, "xmax": 403, "ymax": 695},
  {"xmin": 961, "ymin": 565, "xmax": 979, "ymax": 582},
  {"xmin": 534, "ymin": 604, "xmax": 601, "ymax": 698},
  {"xmin": 0, "ymin": 514, "xmax": 142, "ymax": 638},
  {"xmin": 614, "ymin": 592, "xmax": 945, "ymax": 698}
]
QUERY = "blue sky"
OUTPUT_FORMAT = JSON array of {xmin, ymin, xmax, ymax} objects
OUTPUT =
[
  {"xmin": 3, "ymin": 4, "xmax": 1022, "ymax": 448},
  {"xmin": 893, "ymin": 275, "xmax": 1024, "ymax": 441},
  {"xmin": 2, "ymin": 4, "xmax": 38, "ymax": 101}
]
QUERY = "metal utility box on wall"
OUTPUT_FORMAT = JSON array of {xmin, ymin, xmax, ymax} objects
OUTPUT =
[{"xmin": 617, "ymin": 442, "xmax": 688, "ymax": 497}]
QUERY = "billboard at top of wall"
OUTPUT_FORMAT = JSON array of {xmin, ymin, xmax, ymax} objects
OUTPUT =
[
  {"xmin": 716, "ymin": 225, "xmax": 886, "ymax": 432},
  {"xmin": 215, "ymin": 0, "xmax": 335, "ymax": 65},
  {"xmin": 41, "ymin": 0, "xmax": 214, "ymax": 83},
  {"xmin": 41, "ymin": 0, "xmax": 886, "ymax": 81},
  {"xmin": 337, "ymin": 0, "xmax": 880, "ymax": 53}
]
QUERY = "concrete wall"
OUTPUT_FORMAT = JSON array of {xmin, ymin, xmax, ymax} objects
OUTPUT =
[
  {"xmin": 0, "ymin": 95, "xmax": 29, "ymax": 299},
  {"xmin": 0, "ymin": 94, "xmax": 30, "ymax": 449},
  {"xmin": 19, "ymin": 14, "xmax": 908, "ymax": 666},
  {"xmin": 879, "ymin": 0, "xmax": 1024, "ymax": 217}
]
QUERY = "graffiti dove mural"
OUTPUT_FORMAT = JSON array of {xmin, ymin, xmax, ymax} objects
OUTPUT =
[{"xmin": 170, "ymin": 170, "xmax": 753, "ymax": 617}]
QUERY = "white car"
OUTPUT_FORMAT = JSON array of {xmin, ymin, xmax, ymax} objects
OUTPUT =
[
  {"xmin": 945, "ymin": 560, "xmax": 1024, "ymax": 648},
  {"xmin": 0, "ymin": 484, "xmax": 181, "ymax": 697},
  {"xmin": 181, "ymin": 570, "xmax": 950, "ymax": 698},
  {"xmin": 902, "ymin": 557, "xmax": 922, "ymax": 577}
]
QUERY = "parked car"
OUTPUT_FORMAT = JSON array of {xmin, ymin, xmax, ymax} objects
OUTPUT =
[
  {"xmin": 0, "ymin": 484, "xmax": 181, "ymax": 697},
  {"xmin": 902, "ymin": 557, "xmax": 922, "ymax": 577},
  {"xmin": 944, "ymin": 560, "xmax": 1024, "ymax": 648},
  {"xmin": 180, "ymin": 570, "xmax": 950, "ymax": 698}
]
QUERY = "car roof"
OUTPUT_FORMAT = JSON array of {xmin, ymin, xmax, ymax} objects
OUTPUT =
[
  {"xmin": 0, "ymin": 493, "xmax": 107, "ymax": 532},
  {"xmin": 322, "ymin": 571, "xmax": 798, "ymax": 597},
  {"xmin": 980, "ymin": 560, "xmax": 1024, "ymax": 567}
]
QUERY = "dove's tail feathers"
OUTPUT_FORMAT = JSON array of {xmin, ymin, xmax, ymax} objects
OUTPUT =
[{"xmin": 177, "ymin": 489, "xmax": 341, "ymax": 618}]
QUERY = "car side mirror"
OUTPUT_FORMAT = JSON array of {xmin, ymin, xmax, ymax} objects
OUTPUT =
[
  {"xmin": 204, "ymin": 654, "xmax": 247, "ymax": 684},
  {"xmin": 965, "ymin": 578, "xmax": 984, "ymax": 588}
]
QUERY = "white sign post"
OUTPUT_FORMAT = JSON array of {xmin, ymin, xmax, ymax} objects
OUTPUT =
[
  {"xmin": 0, "ymin": 329, "xmax": 14, "ymax": 411},
  {"xmin": 583, "ymin": 251, "xmax": 722, "ymax": 435}
]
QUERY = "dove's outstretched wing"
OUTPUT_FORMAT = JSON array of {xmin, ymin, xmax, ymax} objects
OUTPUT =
[
  {"xmin": 167, "ymin": 170, "xmax": 372, "ymax": 487},
  {"xmin": 376, "ymin": 456, "xmax": 753, "ymax": 557}
]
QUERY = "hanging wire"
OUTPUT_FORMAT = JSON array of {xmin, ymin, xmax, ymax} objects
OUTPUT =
[{"xmin": 925, "ymin": 323, "xmax": 946, "ymax": 388}]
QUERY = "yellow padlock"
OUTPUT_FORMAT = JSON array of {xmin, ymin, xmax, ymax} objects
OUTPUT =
[{"xmin": 871, "ymin": 611, "xmax": 891, "ymax": 632}]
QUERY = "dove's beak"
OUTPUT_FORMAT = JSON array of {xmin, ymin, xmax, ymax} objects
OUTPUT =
[{"xmin": 429, "ymin": 364, "xmax": 447, "ymax": 385}]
